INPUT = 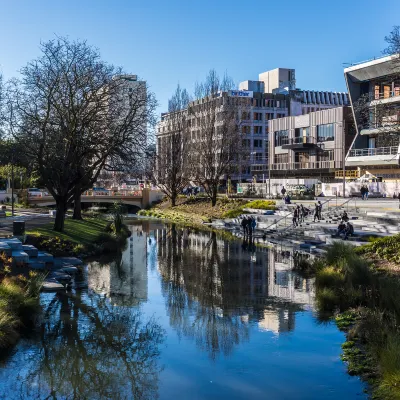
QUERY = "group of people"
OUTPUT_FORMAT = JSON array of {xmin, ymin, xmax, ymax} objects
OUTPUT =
[
  {"xmin": 360, "ymin": 185, "xmax": 369, "ymax": 200},
  {"xmin": 183, "ymin": 186, "xmax": 199, "ymax": 196},
  {"xmin": 241, "ymin": 216, "xmax": 257, "ymax": 236},
  {"xmin": 337, "ymin": 211, "xmax": 354, "ymax": 240},
  {"xmin": 292, "ymin": 204, "xmax": 311, "ymax": 227}
]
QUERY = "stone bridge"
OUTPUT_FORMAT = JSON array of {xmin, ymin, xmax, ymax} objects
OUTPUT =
[{"xmin": 28, "ymin": 188, "xmax": 164, "ymax": 209}]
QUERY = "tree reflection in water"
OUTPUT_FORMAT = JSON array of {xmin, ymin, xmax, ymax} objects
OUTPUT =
[
  {"xmin": 2, "ymin": 290, "xmax": 165, "ymax": 400},
  {"xmin": 157, "ymin": 226, "xmax": 250, "ymax": 360}
]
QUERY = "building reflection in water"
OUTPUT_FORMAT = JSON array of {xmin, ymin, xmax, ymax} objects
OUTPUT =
[
  {"xmin": 88, "ymin": 225, "xmax": 149, "ymax": 306},
  {"xmin": 155, "ymin": 226, "xmax": 315, "ymax": 357}
]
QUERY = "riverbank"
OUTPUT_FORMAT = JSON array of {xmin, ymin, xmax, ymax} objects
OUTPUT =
[
  {"xmin": 138, "ymin": 197, "xmax": 276, "ymax": 224},
  {"xmin": 0, "ymin": 255, "xmax": 43, "ymax": 351},
  {"xmin": 26, "ymin": 217, "xmax": 130, "ymax": 257},
  {"xmin": 295, "ymin": 237, "xmax": 400, "ymax": 399}
]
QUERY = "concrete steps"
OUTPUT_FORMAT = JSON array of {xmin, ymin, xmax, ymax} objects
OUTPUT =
[{"xmin": 0, "ymin": 237, "xmax": 83, "ymax": 292}]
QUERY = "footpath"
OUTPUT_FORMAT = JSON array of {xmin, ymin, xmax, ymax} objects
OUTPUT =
[{"xmin": 211, "ymin": 197, "xmax": 400, "ymax": 254}]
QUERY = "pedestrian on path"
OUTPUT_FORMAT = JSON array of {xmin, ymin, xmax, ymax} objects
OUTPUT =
[
  {"xmin": 241, "ymin": 217, "xmax": 248, "ymax": 236},
  {"xmin": 281, "ymin": 186, "xmax": 286, "ymax": 198},
  {"xmin": 361, "ymin": 185, "xmax": 366, "ymax": 200},
  {"xmin": 317, "ymin": 201, "xmax": 322, "ymax": 220},
  {"xmin": 365, "ymin": 185, "xmax": 369, "ymax": 200},
  {"xmin": 314, "ymin": 203, "xmax": 320, "ymax": 222},
  {"xmin": 293, "ymin": 207, "xmax": 298, "ymax": 227},
  {"xmin": 251, "ymin": 217, "xmax": 256, "ymax": 235}
]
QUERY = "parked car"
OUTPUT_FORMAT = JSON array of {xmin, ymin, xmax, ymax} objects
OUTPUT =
[
  {"xmin": 28, "ymin": 188, "xmax": 48, "ymax": 197},
  {"xmin": 287, "ymin": 185, "xmax": 311, "ymax": 196},
  {"xmin": 91, "ymin": 187, "xmax": 110, "ymax": 196}
]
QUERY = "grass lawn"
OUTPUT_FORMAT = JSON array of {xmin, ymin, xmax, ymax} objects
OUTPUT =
[{"xmin": 26, "ymin": 218, "xmax": 109, "ymax": 245}]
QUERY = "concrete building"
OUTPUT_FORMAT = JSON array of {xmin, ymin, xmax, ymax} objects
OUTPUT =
[
  {"xmin": 268, "ymin": 106, "xmax": 355, "ymax": 190},
  {"xmin": 344, "ymin": 55, "xmax": 400, "ymax": 187},
  {"xmin": 157, "ymin": 68, "xmax": 349, "ymax": 184}
]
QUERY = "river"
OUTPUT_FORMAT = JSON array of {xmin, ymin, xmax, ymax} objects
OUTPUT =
[{"xmin": 0, "ymin": 220, "xmax": 365, "ymax": 399}]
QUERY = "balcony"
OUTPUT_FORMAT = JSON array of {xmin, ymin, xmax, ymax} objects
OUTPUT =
[
  {"xmin": 369, "ymin": 91, "xmax": 400, "ymax": 106},
  {"xmin": 346, "ymin": 146, "xmax": 400, "ymax": 167},
  {"xmin": 281, "ymin": 136, "xmax": 320, "ymax": 150},
  {"xmin": 271, "ymin": 161, "xmax": 336, "ymax": 171}
]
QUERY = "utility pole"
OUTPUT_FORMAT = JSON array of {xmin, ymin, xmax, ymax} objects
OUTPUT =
[
  {"xmin": 342, "ymin": 124, "xmax": 346, "ymax": 198},
  {"xmin": 11, "ymin": 152, "xmax": 14, "ymax": 217}
]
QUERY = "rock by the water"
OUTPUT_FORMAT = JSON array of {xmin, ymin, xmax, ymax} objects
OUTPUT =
[{"xmin": 42, "ymin": 281, "xmax": 65, "ymax": 291}]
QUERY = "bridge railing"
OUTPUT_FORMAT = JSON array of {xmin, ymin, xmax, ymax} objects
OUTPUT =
[{"xmin": 83, "ymin": 190, "xmax": 142, "ymax": 197}]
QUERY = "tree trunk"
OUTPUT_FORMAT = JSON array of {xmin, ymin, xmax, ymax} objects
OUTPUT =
[
  {"xmin": 211, "ymin": 187, "xmax": 218, "ymax": 207},
  {"xmin": 73, "ymin": 191, "xmax": 83, "ymax": 220},
  {"xmin": 54, "ymin": 199, "xmax": 67, "ymax": 232},
  {"xmin": 171, "ymin": 191, "xmax": 176, "ymax": 207}
]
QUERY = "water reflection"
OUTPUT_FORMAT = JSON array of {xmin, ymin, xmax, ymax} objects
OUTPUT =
[
  {"xmin": 155, "ymin": 226, "xmax": 315, "ymax": 358},
  {"xmin": 0, "ymin": 290, "xmax": 165, "ymax": 400},
  {"xmin": 88, "ymin": 227, "xmax": 148, "ymax": 305}
]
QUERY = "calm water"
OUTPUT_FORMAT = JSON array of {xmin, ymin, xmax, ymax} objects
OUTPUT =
[{"xmin": 0, "ymin": 220, "xmax": 365, "ymax": 400}]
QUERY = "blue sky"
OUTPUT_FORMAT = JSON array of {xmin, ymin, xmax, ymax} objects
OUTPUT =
[{"xmin": 0, "ymin": 0, "xmax": 399, "ymax": 115}]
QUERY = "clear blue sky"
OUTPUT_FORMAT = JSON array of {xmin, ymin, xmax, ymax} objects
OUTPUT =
[{"xmin": 1, "ymin": 0, "xmax": 399, "ymax": 115}]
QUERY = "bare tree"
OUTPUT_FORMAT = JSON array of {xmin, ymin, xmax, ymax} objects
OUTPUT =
[
  {"xmin": 190, "ymin": 70, "xmax": 245, "ymax": 206},
  {"xmin": 151, "ymin": 85, "xmax": 191, "ymax": 206},
  {"xmin": 5, "ymin": 37, "xmax": 156, "ymax": 231}
]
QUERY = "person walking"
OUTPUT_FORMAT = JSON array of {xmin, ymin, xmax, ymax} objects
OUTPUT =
[
  {"xmin": 281, "ymin": 186, "xmax": 286, "ymax": 199},
  {"xmin": 317, "ymin": 201, "xmax": 322, "ymax": 220},
  {"xmin": 251, "ymin": 217, "xmax": 256, "ymax": 235},
  {"xmin": 293, "ymin": 207, "xmax": 298, "ymax": 227},
  {"xmin": 314, "ymin": 203, "xmax": 320, "ymax": 222},
  {"xmin": 300, "ymin": 204, "xmax": 307, "ymax": 222},
  {"xmin": 360, "ymin": 185, "xmax": 366, "ymax": 200},
  {"xmin": 296, "ymin": 205, "xmax": 302, "ymax": 224},
  {"xmin": 365, "ymin": 185, "xmax": 369, "ymax": 200},
  {"xmin": 241, "ymin": 217, "xmax": 248, "ymax": 236}
]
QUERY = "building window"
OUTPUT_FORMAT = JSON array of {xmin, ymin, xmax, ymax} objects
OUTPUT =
[
  {"xmin": 276, "ymin": 113, "xmax": 286, "ymax": 118},
  {"xmin": 317, "ymin": 123, "xmax": 334, "ymax": 142},
  {"xmin": 254, "ymin": 126, "xmax": 263, "ymax": 134},
  {"xmin": 254, "ymin": 139, "xmax": 263, "ymax": 148},
  {"xmin": 318, "ymin": 150, "xmax": 334, "ymax": 161},
  {"xmin": 265, "ymin": 113, "xmax": 274, "ymax": 120},
  {"xmin": 242, "ymin": 126, "xmax": 251, "ymax": 134},
  {"xmin": 274, "ymin": 154, "xmax": 288, "ymax": 164},
  {"xmin": 242, "ymin": 139, "xmax": 250, "ymax": 148},
  {"xmin": 255, "ymin": 152, "xmax": 263, "ymax": 161},
  {"xmin": 274, "ymin": 130, "xmax": 289, "ymax": 146}
]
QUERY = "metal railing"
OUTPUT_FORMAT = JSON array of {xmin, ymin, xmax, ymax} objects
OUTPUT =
[
  {"xmin": 285, "ymin": 136, "xmax": 317, "ymax": 145},
  {"xmin": 370, "ymin": 91, "xmax": 400, "ymax": 101},
  {"xmin": 271, "ymin": 161, "xmax": 336, "ymax": 170},
  {"xmin": 348, "ymin": 146, "xmax": 399, "ymax": 157}
]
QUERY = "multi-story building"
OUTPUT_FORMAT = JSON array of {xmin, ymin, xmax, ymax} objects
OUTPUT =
[
  {"xmin": 344, "ymin": 55, "xmax": 400, "ymax": 184},
  {"xmin": 157, "ymin": 68, "xmax": 349, "ymax": 185},
  {"xmin": 268, "ymin": 106, "xmax": 355, "ymax": 191}
]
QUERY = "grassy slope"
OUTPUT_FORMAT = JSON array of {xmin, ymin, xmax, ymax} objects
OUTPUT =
[
  {"xmin": 26, "ymin": 218, "xmax": 108, "ymax": 244},
  {"xmin": 139, "ymin": 197, "xmax": 276, "ymax": 223}
]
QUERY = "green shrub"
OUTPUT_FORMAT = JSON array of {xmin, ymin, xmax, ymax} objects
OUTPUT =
[
  {"xmin": 244, "ymin": 200, "xmax": 277, "ymax": 210},
  {"xmin": 0, "ymin": 307, "xmax": 19, "ymax": 349},
  {"xmin": 315, "ymin": 266, "xmax": 345, "ymax": 289},
  {"xmin": 325, "ymin": 242, "xmax": 356, "ymax": 267},
  {"xmin": 316, "ymin": 287, "xmax": 339, "ymax": 314}
]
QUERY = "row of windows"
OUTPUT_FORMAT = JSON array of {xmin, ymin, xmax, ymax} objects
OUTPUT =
[
  {"xmin": 274, "ymin": 124, "xmax": 335, "ymax": 146},
  {"xmin": 241, "ymin": 112, "xmax": 287, "ymax": 121},
  {"xmin": 242, "ymin": 126, "xmax": 264, "ymax": 134},
  {"xmin": 242, "ymin": 139, "xmax": 265, "ymax": 148}
]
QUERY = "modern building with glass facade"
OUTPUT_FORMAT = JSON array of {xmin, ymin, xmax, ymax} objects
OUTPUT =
[{"xmin": 269, "ymin": 106, "xmax": 355, "ymax": 182}]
